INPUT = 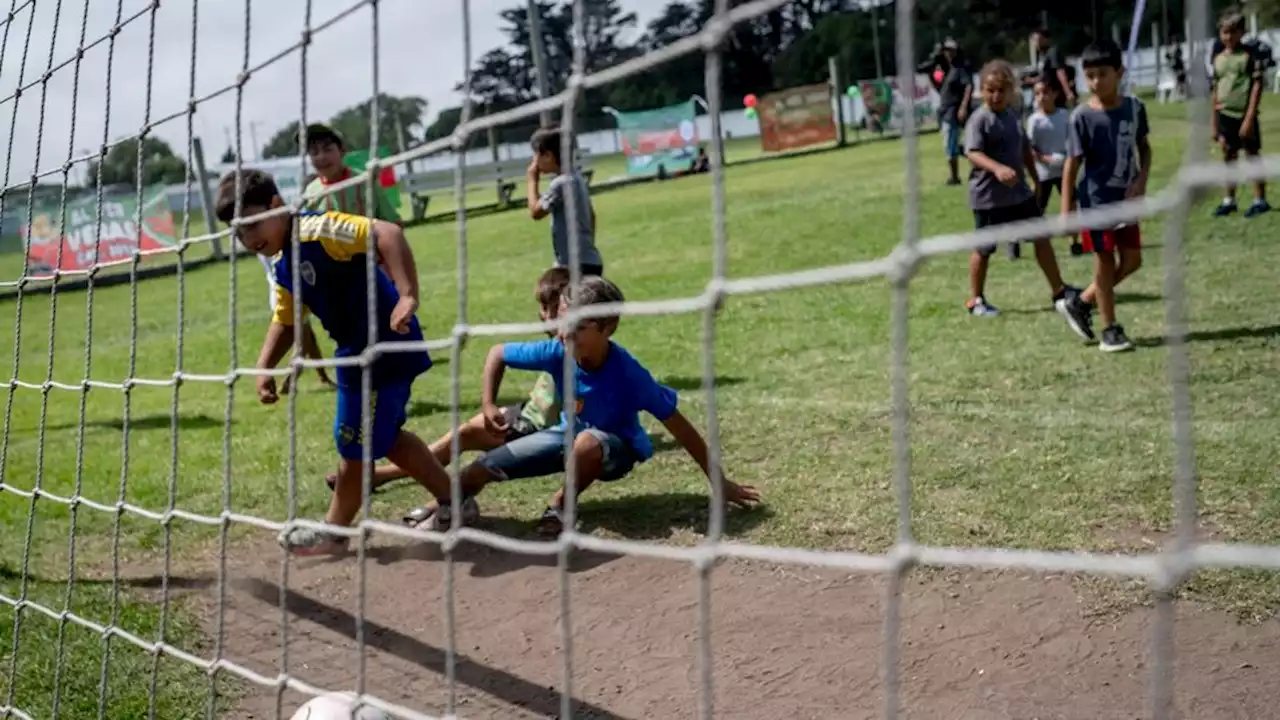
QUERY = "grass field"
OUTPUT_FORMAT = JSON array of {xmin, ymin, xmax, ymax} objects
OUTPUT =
[{"xmin": 1, "ymin": 97, "xmax": 1278, "ymax": 717}]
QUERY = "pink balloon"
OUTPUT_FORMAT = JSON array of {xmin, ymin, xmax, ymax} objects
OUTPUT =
[
  {"xmin": 933, "ymin": 69, "xmax": 944, "ymax": 84},
  {"xmin": 744, "ymin": 94, "xmax": 758, "ymax": 108}
]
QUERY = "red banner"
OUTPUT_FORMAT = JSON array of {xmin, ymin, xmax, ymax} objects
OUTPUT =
[{"xmin": 757, "ymin": 83, "xmax": 837, "ymax": 153}]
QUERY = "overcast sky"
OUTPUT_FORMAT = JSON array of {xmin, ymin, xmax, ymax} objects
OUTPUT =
[{"xmin": 0, "ymin": 0, "xmax": 665, "ymax": 186}]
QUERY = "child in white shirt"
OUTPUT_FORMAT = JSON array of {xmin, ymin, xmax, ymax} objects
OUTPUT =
[{"xmin": 1026, "ymin": 80, "xmax": 1080, "ymax": 255}]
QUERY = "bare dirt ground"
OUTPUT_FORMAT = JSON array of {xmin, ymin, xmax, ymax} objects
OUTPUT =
[{"xmin": 146, "ymin": 527, "xmax": 1280, "ymax": 720}]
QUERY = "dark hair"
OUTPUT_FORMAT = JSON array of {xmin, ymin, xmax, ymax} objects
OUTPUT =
[
  {"xmin": 536, "ymin": 266, "xmax": 572, "ymax": 309},
  {"xmin": 1219, "ymin": 10, "xmax": 1246, "ymax": 33},
  {"xmin": 298, "ymin": 123, "xmax": 345, "ymax": 153},
  {"xmin": 564, "ymin": 275, "xmax": 624, "ymax": 333},
  {"xmin": 530, "ymin": 126, "xmax": 572, "ymax": 166},
  {"xmin": 214, "ymin": 169, "xmax": 279, "ymax": 224},
  {"xmin": 1081, "ymin": 40, "xmax": 1124, "ymax": 70}
]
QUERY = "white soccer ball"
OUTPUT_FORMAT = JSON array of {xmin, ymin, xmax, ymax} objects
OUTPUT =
[{"xmin": 290, "ymin": 693, "xmax": 391, "ymax": 720}]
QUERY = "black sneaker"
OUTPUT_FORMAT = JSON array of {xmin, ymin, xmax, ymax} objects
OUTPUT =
[
  {"xmin": 1054, "ymin": 289, "xmax": 1095, "ymax": 341},
  {"xmin": 1099, "ymin": 324, "xmax": 1134, "ymax": 353},
  {"xmin": 1245, "ymin": 199, "xmax": 1271, "ymax": 218},
  {"xmin": 1006, "ymin": 242, "xmax": 1021, "ymax": 260}
]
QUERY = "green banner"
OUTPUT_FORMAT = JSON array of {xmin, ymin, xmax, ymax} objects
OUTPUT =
[
  {"xmin": 19, "ymin": 186, "xmax": 175, "ymax": 276},
  {"xmin": 344, "ymin": 146, "xmax": 402, "ymax": 208},
  {"xmin": 615, "ymin": 99, "xmax": 700, "ymax": 176}
]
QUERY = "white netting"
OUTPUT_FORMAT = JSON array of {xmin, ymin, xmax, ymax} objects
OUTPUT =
[{"xmin": 0, "ymin": 0, "xmax": 1269, "ymax": 717}]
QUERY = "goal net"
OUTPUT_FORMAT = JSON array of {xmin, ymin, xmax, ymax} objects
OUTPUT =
[{"xmin": 0, "ymin": 0, "xmax": 1272, "ymax": 718}]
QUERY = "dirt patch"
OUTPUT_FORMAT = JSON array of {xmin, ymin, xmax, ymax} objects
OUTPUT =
[{"xmin": 117, "ymin": 527, "xmax": 1280, "ymax": 720}]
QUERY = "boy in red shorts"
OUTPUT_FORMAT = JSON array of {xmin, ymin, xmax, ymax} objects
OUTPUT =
[{"xmin": 1060, "ymin": 40, "xmax": 1152, "ymax": 353}]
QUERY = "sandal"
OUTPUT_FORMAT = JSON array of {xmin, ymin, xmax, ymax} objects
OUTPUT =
[
  {"xmin": 536, "ymin": 506, "xmax": 565, "ymax": 538},
  {"xmin": 403, "ymin": 498, "xmax": 480, "ymax": 531}
]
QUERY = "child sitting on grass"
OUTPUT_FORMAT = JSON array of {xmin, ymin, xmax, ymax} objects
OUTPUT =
[
  {"xmin": 962, "ymin": 59, "xmax": 1091, "ymax": 340},
  {"xmin": 214, "ymin": 168, "xmax": 467, "ymax": 556},
  {"xmin": 407, "ymin": 276, "xmax": 761, "ymax": 537},
  {"xmin": 327, "ymin": 267, "xmax": 570, "ymax": 506},
  {"xmin": 526, "ymin": 127, "xmax": 605, "ymax": 276}
]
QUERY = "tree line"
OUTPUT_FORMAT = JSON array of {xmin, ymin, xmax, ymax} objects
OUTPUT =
[{"xmin": 76, "ymin": 0, "xmax": 1275, "ymax": 188}]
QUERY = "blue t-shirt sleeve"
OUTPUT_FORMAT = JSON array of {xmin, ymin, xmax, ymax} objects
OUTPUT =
[
  {"xmin": 629, "ymin": 362, "xmax": 678, "ymax": 422},
  {"xmin": 502, "ymin": 339, "xmax": 563, "ymax": 373},
  {"xmin": 1066, "ymin": 109, "xmax": 1087, "ymax": 159}
]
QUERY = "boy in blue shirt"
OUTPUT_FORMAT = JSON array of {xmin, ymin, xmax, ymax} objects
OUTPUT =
[
  {"xmin": 409, "ymin": 276, "xmax": 761, "ymax": 537},
  {"xmin": 214, "ymin": 169, "xmax": 465, "ymax": 556},
  {"xmin": 1060, "ymin": 40, "xmax": 1153, "ymax": 353}
]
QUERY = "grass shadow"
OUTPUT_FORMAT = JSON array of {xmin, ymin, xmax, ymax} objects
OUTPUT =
[
  {"xmin": 405, "ymin": 394, "xmax": 525, "ymax": 420},
  {"xmin": 658, "ymin": 375, "xmax": 747, "ymax": 392},
  {"xmin": 1135, "ymin": 323, "xmax": 1280, "ymax": 348},
  {"xmin": 1001, "ymin": 290, "xmax": 1164, "ymax": 317},
  {"xmin": 37, "ymin": 412, "xmax": 225, "ymax": 434}
]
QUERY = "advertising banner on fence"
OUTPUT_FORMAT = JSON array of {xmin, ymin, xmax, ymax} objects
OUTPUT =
[
  {"xmin": 343, "ymin": 145, "xmax": 402, "ymax": 209},
  {"xmin": 857, "ymin": 74, "xmax": 940, "ymax": 133},
  {"xmin": 757, "ymin": 83, "xmax": 838, "ymax": 152},
  {"xmin": 616, "ymin": 99, "xmax": 700, "ymax": 176},
  {"xmin": 20, "ymin": 187, "xmax": 176, "ymax": 276}
]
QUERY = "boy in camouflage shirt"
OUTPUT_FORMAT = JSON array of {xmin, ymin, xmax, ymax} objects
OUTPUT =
[{"xmin": 327, "ymin": 267, "xmax": 569, "ymax": 497}]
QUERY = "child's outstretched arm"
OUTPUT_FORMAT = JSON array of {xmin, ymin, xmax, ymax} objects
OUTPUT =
[
  {"xmin": 661, "ymin": 409, "xmax": 760, "ymax": 508},
  {"xmin": 255, "ymin": 322, "xmax": 294, "ymax": 404},
  {"xmin": 371, "ymin": 219, "xmax": 419, "ymax": 333},
  {"xmin": 965, "ymin": 149, "xmax": 1017, "ymax": 186}
]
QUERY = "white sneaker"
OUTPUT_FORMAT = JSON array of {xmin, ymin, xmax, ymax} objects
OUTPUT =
[{"xmin": 278, "ymin": 526, "xmax": 349, "ymax": 556}]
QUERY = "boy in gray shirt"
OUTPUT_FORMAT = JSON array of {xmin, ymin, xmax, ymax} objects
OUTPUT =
[
  {"xmin": 963, "ymin": 60, "xmax": 1088, "ymax": 340},
  {"xmin": 527, "ymin": 127, "xmax": 604, "ymax": 275}
]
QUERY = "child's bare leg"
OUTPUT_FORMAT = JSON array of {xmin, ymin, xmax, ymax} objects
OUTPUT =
[
  {"xmin": 325, "ymin": 458, "xmax": 368, "ymax": 528},
  {"xmin": 1247, "ymin": 148, "xmax": 1267, "ymax": 202},
  {"xmin": 1031, "ymin": 238, "xmax": 1066, "ymax": 296},
  {"xmin": 968, "ymin": 249, "xmax": 990, "ymax": 300},
  {"xmin": 301, "ymin": 322, "xmax": 335, "ymax": 387},
  {"xmin": 1089, "ymin": 251, "xmax": 1119, "ymax": 328},
  {"xmin": 541, "ymin": 433, "xmax": 606, "ymax": 536},
  {"xmin": 428, "ymin": 413, "xmax": 506, "ymax": 467},
  {"xmin": 384, "ymin": 430, "xmax": 453, "ymax": 500}
]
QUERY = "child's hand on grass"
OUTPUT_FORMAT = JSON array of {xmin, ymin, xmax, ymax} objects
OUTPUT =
[
  {"xmin": 257, "ymin": 375, "xmax": 278, "ymax": 405},
  {"xmin": 995, "ymin": 165, "xmax": 1018, "ymax": 186},
  {"xmin": 723, "ymin": 479, "xmax": 761, "ymax": 508},
  {"xmin": 389, "ymin": 296, "xmax": 418, "ymax": 334}
]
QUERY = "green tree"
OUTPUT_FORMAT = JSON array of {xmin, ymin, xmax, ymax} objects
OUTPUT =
[{"xmin": 86, "ymin": 137, "xmax": 188, "ymax": 188}]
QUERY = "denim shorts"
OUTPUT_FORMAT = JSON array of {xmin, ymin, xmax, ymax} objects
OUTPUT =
[{"xmin": 475, "ymin": 427, "xmax": 637, "ymax": 482}]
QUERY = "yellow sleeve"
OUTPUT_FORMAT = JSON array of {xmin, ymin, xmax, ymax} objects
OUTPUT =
[
  {"xmin": 298, "ymin": 210, "xmax": 371, "ymax": 261},
  {"xmin": 271, "ymin": 283, "xmax": 307, "ymax": 325}
]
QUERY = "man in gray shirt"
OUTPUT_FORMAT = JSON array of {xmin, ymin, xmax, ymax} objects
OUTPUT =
[
  {"xmin": 527, "ymin": 128, "xmax": 604, "ymax": 275},
  {"xmin": 962, "ymin": 60, "xmax": 1085, "ymax": 340}
]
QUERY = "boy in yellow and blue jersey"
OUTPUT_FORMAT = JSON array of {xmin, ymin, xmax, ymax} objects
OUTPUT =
[{"xmin": 215, "ymin": 169, "xmax": 471, "ymax": 556}]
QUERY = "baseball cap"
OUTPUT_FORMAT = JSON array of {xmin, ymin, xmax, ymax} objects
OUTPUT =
[
  {"xmin": 296, "ymin": 123, "xmax": 345, "ymax": 150},
  {"xmin": 942, "ymin": 38, "xmax": 958, "ymax": 51}
]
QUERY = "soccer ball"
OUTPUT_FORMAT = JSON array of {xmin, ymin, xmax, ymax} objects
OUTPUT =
[{"xmin": 289, "ymin": 693, "xmax": 391, "ymax": 720}]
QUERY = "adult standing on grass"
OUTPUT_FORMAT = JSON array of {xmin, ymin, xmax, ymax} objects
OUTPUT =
[
  {"xmin": 937, "ymin": 39, "xmax": 973, "ymax": 187},
  {"xmin": 1027, "ymin": 28, "xmax": 1077, "ymax": 110}
]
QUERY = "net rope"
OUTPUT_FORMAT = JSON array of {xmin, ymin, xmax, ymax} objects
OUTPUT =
[{"xmin": 0, "ymin": 0, "xmax": 1258, "ymax": 717}]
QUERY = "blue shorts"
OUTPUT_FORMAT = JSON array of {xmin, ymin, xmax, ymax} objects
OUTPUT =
[
  {"xmin": 333, "ymin": 381, "xmax": 413, "ymax": 461},
  {"xmin": 942, "ymin": 120, "xmax": 963, "ymax": 159},
  {"xmin": 475, "ymin": 427, "xmax": 637, "ymax": 482}
]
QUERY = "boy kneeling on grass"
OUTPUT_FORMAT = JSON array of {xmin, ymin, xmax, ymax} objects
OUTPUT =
[
  {"xmin": 329, "ymin": 267, "xmax": 570, "ymax": 508},
  {"xmin": 407, "ymin": 275, "xmax": 761, "ymax": 537}
]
